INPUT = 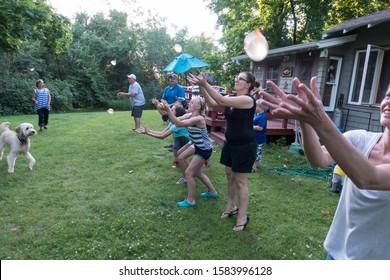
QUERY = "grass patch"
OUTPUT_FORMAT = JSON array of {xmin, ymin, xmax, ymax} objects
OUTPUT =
[{"xmin": 0, "ymin": 110, "xmax": 338, "ymax": 260}]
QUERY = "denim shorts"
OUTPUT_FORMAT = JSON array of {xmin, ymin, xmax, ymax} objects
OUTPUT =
[{"xmin": 194, "ymin": 146, "xmax": 212, "ymax": 161}]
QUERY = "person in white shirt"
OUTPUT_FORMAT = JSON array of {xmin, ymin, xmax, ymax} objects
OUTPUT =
[
  {"xmin": 117, "ymin": 74, "xmax": 145, "ymax": 133},
  {"xmin": 261, "ymin": 78, "xmax": 390, "ymax": 260}
]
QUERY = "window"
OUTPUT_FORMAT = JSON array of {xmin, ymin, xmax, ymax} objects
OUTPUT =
[
  {"xmin": 298, "ymin": 57, "xmax": 314, "ymax": 87},
  {"xmin": 348, "ymin": 45, "xmax": 389, "ymax": 105},
  {"xmin": 376, "ymin": 50, "xmax": 390, "ymax": 103},
  {"xmin": 254, "ymin": 65, "xmax": 264, "ymax": 88},
  {"xmin": 264, "ymin": 64, "xmax": 279, "ymax": 92}
]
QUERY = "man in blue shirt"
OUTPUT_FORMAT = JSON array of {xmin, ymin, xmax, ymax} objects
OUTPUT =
[
  {"xmin": 159, "ymin": 74, "xmax": 185, "ymax": 123},
  {"xmin": 162, "ymin": 74, "xmax": 185, "ymax": 104}
]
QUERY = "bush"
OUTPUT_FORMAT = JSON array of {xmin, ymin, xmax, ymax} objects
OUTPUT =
[
  {"xmin": 0, "ymin": 78, "xmax": 35, "ymax": 116},
  {"xmin": 48, "ymin": 80, "xmax": 74, "ymax": 112},
  {"xmin": 106, "ymin": 99, "xmax": 132, "ymax": 111}
]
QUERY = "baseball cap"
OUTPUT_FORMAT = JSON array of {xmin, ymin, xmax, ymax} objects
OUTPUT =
[
  {"xmin": 127, "ymin": 74, "xmax": 136, "ymax": 79},
  {"xmin": 169, "ymin": 74, "xmax": 178, "ymax": 79}
]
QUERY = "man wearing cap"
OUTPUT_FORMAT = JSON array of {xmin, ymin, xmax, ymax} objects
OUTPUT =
[
  {"xmin": 117, "ymin": 74, "xmax": 145, "ymax": 133},
  {"xmin": 158, "ymin": 74, "xmax": 186, "ymax": 123}
]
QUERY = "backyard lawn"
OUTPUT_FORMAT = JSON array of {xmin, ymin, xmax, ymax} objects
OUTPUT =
[{"xmin": 0, "ymin": 110, "xmax": 338, "ymax": 260}]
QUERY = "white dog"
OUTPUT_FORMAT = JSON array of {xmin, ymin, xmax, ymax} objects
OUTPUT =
[{"xmin": 0, "ymin": 122, "xmax": 37, "ymax": 173}]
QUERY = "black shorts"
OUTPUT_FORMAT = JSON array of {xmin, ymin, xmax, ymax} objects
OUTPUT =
[
  {"xmin": 132, "ymin": 105, "xmax": 144, "ymax": 118},
  {"xmin": 220, "ymin": 140, "xmax": 257, "ymax": 173}
]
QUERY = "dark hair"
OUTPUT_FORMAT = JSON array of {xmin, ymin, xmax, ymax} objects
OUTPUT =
[
  {"xmin": 243, "ymin": 71, "xmax": 256, "ymax": 92},
  {"xmin": 175, "ymin": 106, "xmax": 186, "ymax": 117}
]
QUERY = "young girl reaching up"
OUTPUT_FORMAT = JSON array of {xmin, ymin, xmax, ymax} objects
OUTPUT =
[
  {"xmin": 158, "ymin": 96, "xmax": 218, "ymax": 207},
  {"xmin": 142, "ymin": 105, "xmax": 190, "ymax": 185}
]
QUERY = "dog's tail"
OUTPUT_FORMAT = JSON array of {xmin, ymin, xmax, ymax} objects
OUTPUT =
[{"xmin": 1, "ymin": 122, "xmax": 10, "ymax": 132}]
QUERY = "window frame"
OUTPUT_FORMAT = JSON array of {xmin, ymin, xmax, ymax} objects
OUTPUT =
[{"xmin": 348, "ymin": 44, "xmax": 385, "ymax": 105}]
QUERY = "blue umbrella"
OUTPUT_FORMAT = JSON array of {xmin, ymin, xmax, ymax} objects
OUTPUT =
[{"xmin": 163, "ymin": 53, "xmax": 210, "ymax": 73}]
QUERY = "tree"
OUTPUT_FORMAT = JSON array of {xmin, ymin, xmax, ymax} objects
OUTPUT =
[
  {"xmin": 207, "ymin": 0, "xmax": 329, "ymax": 54},
  {"xmin": 326, "ymin": 0, "xmax": 390, "ymax": 28},
  {"xmin": 0, "ymin": 0, "xmax": 71, "ymax": 54}
]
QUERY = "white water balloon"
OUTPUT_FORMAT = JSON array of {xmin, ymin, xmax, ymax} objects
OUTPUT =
[{"xmin": 244, "ymin": 29, "xmax": 269, "ymax": 61}]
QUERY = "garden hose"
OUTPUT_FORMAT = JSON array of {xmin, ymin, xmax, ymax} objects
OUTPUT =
[{"xmin": 265, "ymin": 166, "xmax": 332, "ymax": 181}]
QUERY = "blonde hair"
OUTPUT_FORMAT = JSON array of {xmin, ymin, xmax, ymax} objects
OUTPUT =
[
  {"xmin": 256, "ymin": 99, "xmax": 268, "ymax": 112},
  {"xmin": 256, "ymin": 99, "xmax": 264, "ymax": 108},
  {"xmin": 192, "ymin": 95, "xmax": 208, "ymax": 116}
]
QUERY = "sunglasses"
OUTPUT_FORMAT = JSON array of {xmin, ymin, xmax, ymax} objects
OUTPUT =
[{"xmin": 235, "ymin": 76, "xmax": 249, "ymax": 83}]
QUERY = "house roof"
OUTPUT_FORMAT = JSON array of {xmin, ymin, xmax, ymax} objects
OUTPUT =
[
  {"xmin": 232, "ymin": 9, "xmax": 390, "ymax": 62},
  {"xmin": 322, "ymin": 9, "xmax": 390, "ymax": 38},
  {"xmin": 231, "ymin": 34, "xmax": 357, "ymax": 61}
]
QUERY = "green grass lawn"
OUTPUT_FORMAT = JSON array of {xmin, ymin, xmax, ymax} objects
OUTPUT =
[{"xmin": 0, "ymin": 110, "xmax": 338, "ymax": 260}]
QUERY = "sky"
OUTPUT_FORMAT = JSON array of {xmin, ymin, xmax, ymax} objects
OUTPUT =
[{"xmin": 48, "ymin": 0, "xmax": 222, "ymax": 39}]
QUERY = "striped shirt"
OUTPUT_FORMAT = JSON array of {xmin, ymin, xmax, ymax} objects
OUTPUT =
[
  {"xmin": 34, "ymin": 88, "xmax": 49, "ymax": 111},
  {"xmin": 187, "ymin": 126, "xmax": 212, "ymax": 150}
]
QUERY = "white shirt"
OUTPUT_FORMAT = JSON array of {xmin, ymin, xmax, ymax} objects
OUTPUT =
[{"xmin": 324, "ymin": 130, "xmax": 390, "ymax": 259}]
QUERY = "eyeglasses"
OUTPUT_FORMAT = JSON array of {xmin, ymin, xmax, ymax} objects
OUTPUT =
[
  {"xmin": 235, "ymin": 76, "xmax": 249, "ymax": 83},
  {"xmin": 169, "ymin": 76, "xmax": 177, "ymax": 80}
]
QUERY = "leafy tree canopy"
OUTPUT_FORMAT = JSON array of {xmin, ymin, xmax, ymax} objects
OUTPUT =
[
  {"xmin": 0, "ymin": 0, "xmax": 72, "ymax": 54},
  {"xmin": 207, "ymin": 0, "xmax": 390, "ymax": 57}
]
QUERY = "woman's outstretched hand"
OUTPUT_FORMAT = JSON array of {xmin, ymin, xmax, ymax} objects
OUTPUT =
[
  {"xmin": 187, "ymin": 72, "xmax": 207, "ymax": 87},
  {"xmin": 260, "ymin": 77, "xmax": 328, "ymax": 128},
  {"xmin": 157, "ymin": 99, "xmax": 170, "ymax": 112}
]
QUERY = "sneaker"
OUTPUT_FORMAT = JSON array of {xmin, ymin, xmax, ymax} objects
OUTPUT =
[
  {"xmin": 200, "ymin": 191, "xmax": 219, "ymax": 198},
  {"xmin": 176, "ymin": 178, "xmax": 187, "ymax": 185},
  {"xmin": 44, "ymin": 126, "xmax": 48, "ymax": 130},
  {"xmin": 164, "ymin": 144, "xmax": 173, "ymax": 148},
  {"xmin": 171, "ymin": 161, "xmax": 179, "ymax": 168},
  {"xmin": 329, "ymin": 188, "xmax": 339, "ymax": 193}
]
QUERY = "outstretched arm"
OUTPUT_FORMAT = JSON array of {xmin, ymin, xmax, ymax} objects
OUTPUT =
[
  {"xmin": 157, "ymin": 100, "xmax": 203, "ymax": 128},
  {"xmin": 187, "ymin": 73, "xmax": 253, "ymax": 109},
  {"xmin": 260, "ymin": 78, "xmax": 333, "ymax": 168},
  {"xmin": 143, "ymin": 126, "xmax": 172, "ymax": 139},
  {"xmin": 261, "ymin": 77, "xmax": 390, "ymax": 190}
]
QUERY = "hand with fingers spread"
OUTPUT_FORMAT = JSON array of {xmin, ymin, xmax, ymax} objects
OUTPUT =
[
  {"xmin": 260, "ymin": 77, "xmax": 328, "ymax": 127},
  {"xmin": 151, "ymin": 98, "xmax": 159, "ymax": 106},
  {"xmin": 156, "ymin": 99, "xmax": 170, "ymax": 112},
  {"xmin": 187, "ymin": 73, "xmax": 207, "ymax": 87}
]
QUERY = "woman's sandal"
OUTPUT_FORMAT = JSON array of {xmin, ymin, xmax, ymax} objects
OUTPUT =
[
  {"xmin": 220, "ymin": 208, "xmax": 239, "ymax": 218},
  {"xmin": 233, "ymin": 217, "xmax": 250, "ymax": 232}
]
